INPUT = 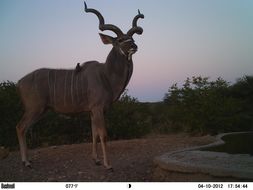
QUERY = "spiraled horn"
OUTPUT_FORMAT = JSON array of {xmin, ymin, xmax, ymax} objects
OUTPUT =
[
  {"xmin": 127, "ymin": 9, "xmax": 144, "ymax": 36},
  {"xmin": 84, "ymin": 1, "xmax": 124, "ymax": 36}
]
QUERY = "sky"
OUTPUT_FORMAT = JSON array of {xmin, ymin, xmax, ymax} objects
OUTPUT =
[{"xmin": 0, "ymin": 0, "xmax": 253, "ymax": 102}]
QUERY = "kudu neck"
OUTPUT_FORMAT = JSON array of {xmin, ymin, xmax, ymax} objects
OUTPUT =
[
  {"xmin": 104, "ymin": 47, "xmax": 133, "ymax": 101},
  {"xmin": 105, "ymin": 47, "xmax": 132, "ymax": 66}
]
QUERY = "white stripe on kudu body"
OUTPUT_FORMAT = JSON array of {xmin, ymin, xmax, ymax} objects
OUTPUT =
[
  {"xmin": 64, "ymin": 71, "xmax": 68, "ymax": 106},
  {"xmin": 71, "ymin": 70, "xmax": 75, "ymax": 105},
  {"xmin": 76, "ymin": 73, "xmax": 80, "ymax": 104},
  {"xmin": 53, "ymin": 70, "xmax": 57, "ymax": 105}
]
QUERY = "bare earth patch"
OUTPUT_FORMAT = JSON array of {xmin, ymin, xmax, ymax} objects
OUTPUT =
[{"xmin": 0, "ymin": 134, "xmax": 215, "ymax": 182}]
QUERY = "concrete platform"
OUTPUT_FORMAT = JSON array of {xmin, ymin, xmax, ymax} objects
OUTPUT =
[{"xmin": 153, "ymin": 132, "xmax": 253, "ymax": 181}]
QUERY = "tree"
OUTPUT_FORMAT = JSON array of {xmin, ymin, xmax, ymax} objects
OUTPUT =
[
  {"xmin": 0, "ymin": 81, "xmax": 22, "ymax": 148},
  {"xmin": 230, "ymin": 76, "xmax": 253, "ymax": 130},
  {"xmin": 106, "ymin": 90, "xmax": 152, "ymax": 139},
  {"xmin": 164, "ymin": 76, "xmax": 249, "ymax": 134}
]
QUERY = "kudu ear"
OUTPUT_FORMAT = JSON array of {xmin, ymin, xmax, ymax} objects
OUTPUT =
[{"xmin": 99, "ymin": 33, "xmax": 115, "ymax": 44}]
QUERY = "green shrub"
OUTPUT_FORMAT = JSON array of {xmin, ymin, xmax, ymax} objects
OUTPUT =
[
  {"xmin": 163, "ymin": 76, "xmax": 252, "ymax": 134},
  {"xmin": 106, "ymin": 90, "xmax": 152, "ymax": 139},
  {"xmin": 1, "ymin": 76, "xmax": 252, "ymax": 149},
  {"xmin": 0, "ymin": 83, "xmax": 152, "ymax": 149},
  {"xmin": 0, "ymin": 81, "xmax": 22, "ymax": 148}
]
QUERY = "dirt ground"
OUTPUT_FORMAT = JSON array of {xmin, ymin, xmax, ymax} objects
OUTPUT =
[{"xmin": 0, "ymin": 134, "xmax": 215, "ymax": 182}]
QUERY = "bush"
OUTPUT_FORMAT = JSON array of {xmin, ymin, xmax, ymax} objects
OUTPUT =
[
  {"xmin": 0, "ymin": 81, "xmax": 22, "ymax": 148},
  {"xmin": 0, "ymin": 83, "xmax": 151, "ymax": 149},
  {"xmin": 163, "ymin": 76, "xmax": 251, "ymax": 134},
  {"xmin": 26, "ymin": 112, "xmax": 91, "ymax": 148},
  {"xmin": 106, "ymin": 90, "xmax": 152, "ymax": 139},
  {"xmin": 0, "ymin": 81, "xmax": 92, "ymax": 149},
  {"xmin": 1, "ymin": 76, "xmax": 252, "ymax": 149}
]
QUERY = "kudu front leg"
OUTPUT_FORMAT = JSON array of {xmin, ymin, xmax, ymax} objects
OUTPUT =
[
  {"xmin": 91, "ymin": 108, "xmax": 112, "ymax": 170},
  {"xmin": 91, "ymin": 125, "xmax": 101, "ymax": 165}
]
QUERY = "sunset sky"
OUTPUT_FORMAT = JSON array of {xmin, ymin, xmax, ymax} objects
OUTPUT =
[{"xmin": 1, "ymin": 0, "xmax": 253, "ymax": 102}]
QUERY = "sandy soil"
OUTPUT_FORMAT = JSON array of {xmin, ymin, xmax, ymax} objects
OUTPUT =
[{"xmin": 0, "ymin": 134, "xmax": 215, "ymax": 182}]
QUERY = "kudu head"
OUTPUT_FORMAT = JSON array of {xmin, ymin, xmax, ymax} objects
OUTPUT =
[{"xmin": 84, "ymin": 2, "xmax": 144, "ymax": 60}]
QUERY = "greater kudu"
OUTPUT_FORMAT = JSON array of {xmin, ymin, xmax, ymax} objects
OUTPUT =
[{"xmin": 16, "ymin": 2, "xmax": 144, "ymax": 170}]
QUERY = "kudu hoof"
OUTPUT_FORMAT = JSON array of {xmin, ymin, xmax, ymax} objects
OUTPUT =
[
  {"xmin": 22, "ymin": 161, "xmax": 32, "ymax": 169},
  {"xmin": 106, "ymin": 167, "xmax": 114, "ymax": 173},
  {"xmin": 95, "ymin": 160, "xmax": 102, "ymax": 166},
  {"xmin": 93, "ymin": 159, "xmax": 102, "ymax": 166}
]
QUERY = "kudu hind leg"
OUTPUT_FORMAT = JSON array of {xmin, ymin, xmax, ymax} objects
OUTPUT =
[
  {"xmin": 91, "ymin": 108, "xmax": 112, "ymax": 170},
  {"xmin": 16, "ymin": 111, "xmax": 43, "ymax": 167}
]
